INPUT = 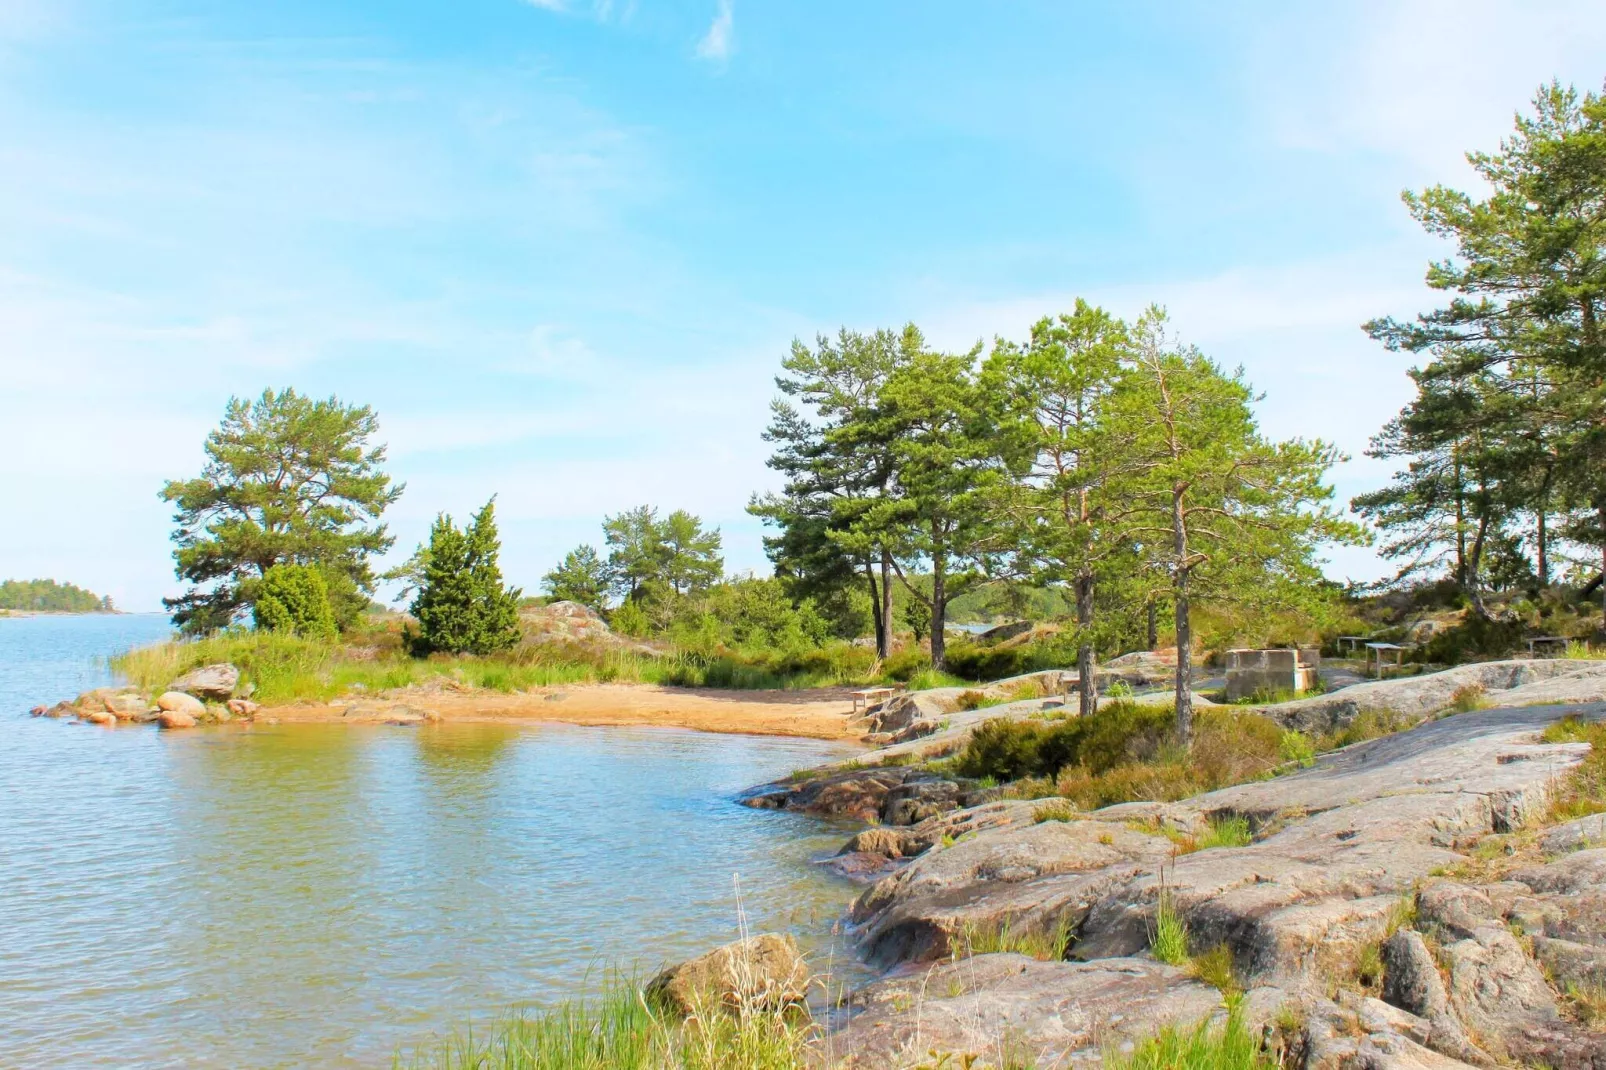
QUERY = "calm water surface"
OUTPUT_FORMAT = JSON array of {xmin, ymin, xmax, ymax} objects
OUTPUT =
[{"xmin": 0, "ymin": 614, "xmax": 862, "ymax": 1068}]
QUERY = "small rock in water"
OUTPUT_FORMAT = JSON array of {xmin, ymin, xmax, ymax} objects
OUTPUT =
[
  {"xmin": 226, "ymin": 698, "xmax": 261, "ymax": 720},
  {"xmin": 157, "ymin": 710, "xmax": 198, "ymax": 729}
]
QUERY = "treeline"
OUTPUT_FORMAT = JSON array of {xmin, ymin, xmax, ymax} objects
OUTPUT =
[
  {"xmin": 749, "ymin": 307, "xmax": 1358, "ymax": 730},
  {"xmin": 1356, "ymin": 82, "xmax": 1606, "ymax": 616},
  {"xmin": 0, "ymin": 579, "xmax": 113, "ymax": 613}
]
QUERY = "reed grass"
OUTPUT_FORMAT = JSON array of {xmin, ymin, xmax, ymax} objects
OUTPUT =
[{"xmin": 954, "ymin": 914, "xmax": 1074, "ymax": 962}]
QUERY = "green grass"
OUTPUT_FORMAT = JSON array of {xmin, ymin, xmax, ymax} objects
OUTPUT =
[
  {"xmin": 1564, "ymin": 641, "xmax": 1605, "ymax": 660},
  {"xmin": 1542, "ymin": 716, "xmax": 1606, "ymax": 822},
  {"xmin": 1149, "ymin": 888, "xmax": 1189, "ymax": 966},
  {"xmin": 1103, "ymin": 1005, "xmax": 1271, "ymax": 1070},
  {"xmin": 1194, "ymin": 815, "xmax": 1252, "ymax": 851},
  {"xmin": 393, "ymin": 975, "xmax": 815, "ymax": 1070},
  {"xmin": 1033, "ymin": 799, "xmax": 1079, "ymax": 824},
  {"xmin": 110, "ymin": 627, "xmax": 947, "ymax": 705}
]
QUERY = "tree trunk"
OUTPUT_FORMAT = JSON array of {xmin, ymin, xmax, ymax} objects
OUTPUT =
[
  {"xmin": 1146, "ymin": 598, "xmax": 1158, "ymax": 651},
  {"xmin": 1075, "ymin": 572, "xmax": 1096, "ymax": 718},
  {"xmin": 1536, "ymin": 507, "xmax": 1549, "ymax": 590},
  {"xmin": 881, "ymin": 549, "xmax": 895, "ymax": 653},
  {"xmin": 1600, "ymin": 506, "xmax": 1606, "ymax": 617},
  {"xmin": 1466, "ymin": 510, "xmax": 1491, "ymax": 619},
  {"xmin": 1453, "ymin": 447, "xmax": 1467, "ymax": 591},
  {"xmin": 865, "ymin": 563, "xmax": 886, "ymax": 659},
  {"xmin": 1171, "ymin": 489, "xmax": 1193, "ymax": 744},
  {"xmin": 930, "ymin": 547, "xmax": 947, "ymax": 673}
]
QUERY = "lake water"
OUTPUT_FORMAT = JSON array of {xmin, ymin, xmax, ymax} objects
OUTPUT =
[{"xmin": 0, "ymin": 614, "xmax": 862, "ymax": 1068}]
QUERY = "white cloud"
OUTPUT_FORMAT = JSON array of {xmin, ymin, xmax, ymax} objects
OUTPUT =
[
  {"xmin": 695, "ymin": 0, "xmax": 734, "ymax": 63},
  {"xmin": 1251, "ymin": 0, "xmax": 1606, "ymax": 179}
]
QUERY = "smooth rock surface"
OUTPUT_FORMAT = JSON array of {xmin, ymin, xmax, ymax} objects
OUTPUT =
[{"xmin": 157, "ymin": 691, "xmax": 205, "ymax": 716}]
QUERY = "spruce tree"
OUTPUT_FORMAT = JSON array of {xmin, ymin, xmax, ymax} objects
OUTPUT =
[{"xmin": 410, "ymin": 498, "xmax": 522, "ymax": 655}]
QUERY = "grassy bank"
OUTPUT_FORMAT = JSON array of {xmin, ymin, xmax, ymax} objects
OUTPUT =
[{"xmin": 110, "ymin": 626, "xmax": 983, "ymax": 705}]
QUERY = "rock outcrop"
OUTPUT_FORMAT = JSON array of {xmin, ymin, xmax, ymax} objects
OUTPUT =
[{"xmin": 814, "ymin": 700, "xmax": 1606, "ymax": 1068}]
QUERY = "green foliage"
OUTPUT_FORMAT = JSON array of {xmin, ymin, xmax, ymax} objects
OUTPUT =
[
  {"xmin": 1104, "ymin": 1005, "xmax": 1270, "ymax": 1070},
  {"xmin": 1278, "ymin": 730, "xmax": 1317, "ymax": 768},
  {"xmin": 0, "ymin": 578, "xmax": 111, "ymax": 613},
  {"xmin": 667, "ymin": 577, "xmax": 831, "ymax": 654},
  {"xmin": 609, "ymin": 599, "xmax": 651, "ymax": 639},
  {"xmin": 542, "ymin": 545, "xmax": 612, "ymax": 611},
  {"xmin": 410, "ymin": 498, "xmax": 522, "ymax": 656},
  {"xmin": 1363, "ymin": 82, "xmax": 1606, "ymax": 604},
  {"xmin": 603, "ymin": 506, "xmax": 723, "ymax": 601},
  {"xmin": 1418, "ymin": 615, "xmax": 1526, "ymax": 662},
  {"xmin": 252, "ymin": 563, "xmax": 337, "ymax": 639},
  {"xmin": 954, "ymin": 702, "xmax": 1176, "ymax": 782},
  {"xmin": 160, "ymin": 388, "xmax": 401, "ymax": 633}
]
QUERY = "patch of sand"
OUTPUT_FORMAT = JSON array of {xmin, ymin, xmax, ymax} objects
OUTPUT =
[{"xmin": 259, "ymin": 682, "xmax": 868, "ymax": 740}]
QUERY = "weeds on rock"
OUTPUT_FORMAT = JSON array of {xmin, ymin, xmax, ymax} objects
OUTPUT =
[
  {"xmin": 1032, "ymin": 799, "xmax": 1078, "ymax": 824},
  {"xmin": 1189, "ymin": 944, "xmax": 1241, "ymax": 999},
  {"xmin": 954, "ymin": 915, "xmax": 1074, "ymax": 962},
  {"xmin": 1447, "ymin": 684, "xmax": 1490, "ymax": 714},
  {"xmin": 1103, "ymin": 1003, "xmax": 1271, "ymax": 1070},
  {"xmin": 1563, "ymin": 982, "xmax": 1606, "ymax": 1029},
  {"xmin": 1277, "ymin": 730, "xmax": 1316, "ymax": 769}
]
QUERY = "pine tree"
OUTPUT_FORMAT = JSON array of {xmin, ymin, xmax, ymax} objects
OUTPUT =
[{"xmin": 410, "ymin": 498, "xmax": 522, "ymax": 655}]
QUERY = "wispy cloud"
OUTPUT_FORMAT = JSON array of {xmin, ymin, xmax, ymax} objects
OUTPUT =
[{"xmin": 695, "ymin": 0, "xmax": 734, "ymax": 63}]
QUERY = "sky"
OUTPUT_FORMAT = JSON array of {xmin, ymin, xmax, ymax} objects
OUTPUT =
[{"xmin": 3, "ymin": 1, "xmax": 1605, "ymax": 612}]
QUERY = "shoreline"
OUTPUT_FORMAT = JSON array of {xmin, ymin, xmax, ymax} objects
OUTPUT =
[{"xmin": 251, "ymin": 682, "xmax": 871, "ymax": 741}]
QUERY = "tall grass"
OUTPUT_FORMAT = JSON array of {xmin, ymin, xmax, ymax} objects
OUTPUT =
[
  {"xmin": 1542, "ymin": 716, "xmax": 1606, "ymax": 822},
  {"xmin": 393, "ymin": 976, "xmax": 814, "ymax": 1070},
  {"xmin": 1149, "ymin": 887, "xmax": 1190, "ymax": 966}
]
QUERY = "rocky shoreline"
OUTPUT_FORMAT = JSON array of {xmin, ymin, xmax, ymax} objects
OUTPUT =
[{"xmin": 718, "ymin": 664, "xmax": 1606, "ymax": 1068}]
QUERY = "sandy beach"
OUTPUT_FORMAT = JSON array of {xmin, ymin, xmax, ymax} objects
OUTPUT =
[{"xmin": 258, "ymin": 682, "xmax": 870, "ymax": 740}]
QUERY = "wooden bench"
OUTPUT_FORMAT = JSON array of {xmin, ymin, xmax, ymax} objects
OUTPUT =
[
  {"xmin": 850, "ymin": 687, "xmax": 900, "ymax": 716},
  {"xmin": 1526, "ymin": 636, "xmax": 1569, "ymax": 658}
]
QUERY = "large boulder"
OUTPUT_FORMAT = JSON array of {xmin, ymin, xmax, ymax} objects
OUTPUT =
[
  {"xmin": 157, "ymin": 710, "xmax": 197, "ymax": 729},
  {"xmin": 171, "ymin": 663, "xmax": 239, "ymax": 701},
  {"xmin": 157, "ymin": 691, "xmax": 206, "ymax": 716},
  {"xmin": 645, "ymin": 934, "xmax": 807, "ymax": 1017}
]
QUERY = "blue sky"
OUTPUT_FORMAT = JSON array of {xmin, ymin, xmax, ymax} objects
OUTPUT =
[{"xmin": 4, "ymin": 1, "xmax": 1605, "ymax": 611}]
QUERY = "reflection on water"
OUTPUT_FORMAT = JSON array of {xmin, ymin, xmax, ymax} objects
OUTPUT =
[{"xmin": 0, "ymin": 615, "xmax": 861, "ymax": 1068}]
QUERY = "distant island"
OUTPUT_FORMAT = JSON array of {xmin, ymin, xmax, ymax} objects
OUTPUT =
[{"xmin": 0, "ymin": 579, "xmax": 116, "ymax": 614}]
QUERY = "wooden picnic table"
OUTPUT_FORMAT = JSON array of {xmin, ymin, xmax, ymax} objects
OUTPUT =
[
  {"xmin": 1336, "ymin": 636, "xmax": 1370, "ymax": 654},
  {"xmin": 1364, "ymin": 642, "xmax": 1410, "ymax": 679},
  {"xmin": 850, "ymin": 686, "xmax": 901, "ymax": 715},
  {"xmin": 1526, "ymin": 636, "xmax": 1569, "ymax": 658}
]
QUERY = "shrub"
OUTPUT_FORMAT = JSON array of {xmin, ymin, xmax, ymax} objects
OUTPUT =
[
  {"xmin": 410, "ymin": 499, "xmax": 522, "ymax": 656},
  {"xmin": 956, "ymin": 689, "xmax": 990, "ymax": 711},
  {"xmin": 1278, "ymin": 730, "xmax": 1316, "ymax": 768},
  {"xmin": 253, "ymin": 563, "xmax": 338, "ymax": 640}
]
